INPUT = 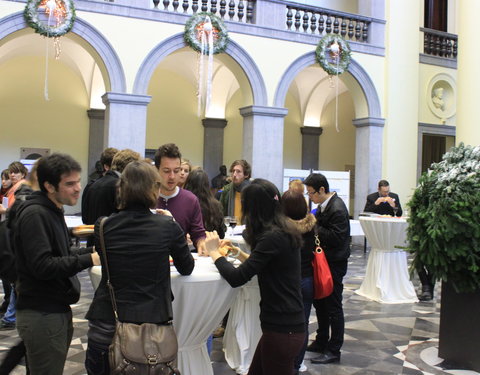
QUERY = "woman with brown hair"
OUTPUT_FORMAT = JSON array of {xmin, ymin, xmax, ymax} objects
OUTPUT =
[
  {"xmin": 281, "ymin": 190, "xmax": 316, "ymax": 374},
  {"xmin": 85, "ymin": 160, "xmax": 194, "ymax": 375},
  {"xmin": 178, "ymin": 158, "xmax": 192, "ymax": 188},
  {"xmin": 5, "ymin": 162, "xmax": 28, "ymax": 209},
  {"xmin": 184, "ymin": 168, "xmax": 225, "ymax": 239}
]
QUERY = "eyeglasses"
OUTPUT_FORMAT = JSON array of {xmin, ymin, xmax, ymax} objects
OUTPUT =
[{"xmin": 307, "ymin": 190, "xmax": 318, "ymax": 196}]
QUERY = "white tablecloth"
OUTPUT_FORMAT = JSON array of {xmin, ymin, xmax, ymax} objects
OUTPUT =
[
  {"xmin": 355, "ymin": 216, "xmax": 418, "ymax": 303},
  {"xmin": 350, "ymin": 219, "xmax": 364, "ymax": 236},
  {"xmin": 89, "ymin": 256, "xmax": 239, "ymax": 375},
  {"xmin": 223, "ymin": 277, "xmax": 261, "ymax": 375},
  {"xmin": 64, "ymin": 215, "xmax": 83, "ymax": 228}
]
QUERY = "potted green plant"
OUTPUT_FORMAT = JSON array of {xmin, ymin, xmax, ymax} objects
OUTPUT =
[{"xmin": 407, "ymin": 142, "xmax": 480, "ymax": 371}]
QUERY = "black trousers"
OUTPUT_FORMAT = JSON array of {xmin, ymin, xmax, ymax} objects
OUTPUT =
[
  {"xmin": 0, "ymin": 340, "xmax": 28, "ymax": 375},
  {"xmin": 312, "ymin": 259, "xmax": 348, "ymax": 356}
]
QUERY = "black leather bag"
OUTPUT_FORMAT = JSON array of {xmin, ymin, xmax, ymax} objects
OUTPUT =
[{"xmin": 99, "ymin": 217, "xmax": 181, "ymax": 375}]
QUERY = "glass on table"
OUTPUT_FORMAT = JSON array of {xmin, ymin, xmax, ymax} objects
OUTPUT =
[{"xmin": 224, "ymin": 216, "xmax": 233, "ymax": 235}]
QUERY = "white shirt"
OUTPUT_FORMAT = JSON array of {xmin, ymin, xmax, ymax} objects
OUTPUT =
[{"xmin": 320, "ymin": 192, "xmax": 336, "ymax": 213}]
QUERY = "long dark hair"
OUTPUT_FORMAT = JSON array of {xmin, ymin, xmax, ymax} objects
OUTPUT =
[
  {"xmin": 184, "ymin": 169, "xmax": 224, "ymax": 232},
  {"xmin": 241, "ymin": 179, "xmax": 301, "ymax": 249}
]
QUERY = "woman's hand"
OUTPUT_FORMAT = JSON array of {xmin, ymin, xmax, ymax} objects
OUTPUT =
[
  {"xmin": 205, "ymin": 231, "xmax": 225, "ymax": 262},
  {"xmin": 156, "ymin": 209, "xmax": 172, "ymax": 217},
  {"xmin": 91, "ymin": 251, "xmax": 101, "ymax": 266},
  {"xmin": 205, "ymin": 231, "xmax": 220, "ymax": 253}
]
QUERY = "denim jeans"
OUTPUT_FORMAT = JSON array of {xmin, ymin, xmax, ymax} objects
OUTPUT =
[
  {"xmin": 1, "ymin": 286, "xmax": 16, "ymax": 324},
  {"xmin": 85, "ymin": 338, "xmax": 110, "ymax": 375},
  {"xmin": 294, "ymin": 276, "xmax": 314, "ymax": 369}
]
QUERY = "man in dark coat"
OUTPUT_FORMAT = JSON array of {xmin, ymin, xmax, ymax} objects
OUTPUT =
[
  {"xmin": 82, "ymin": 149, "xmax": 139, "ymax": 225},
  {"xmin": 364, "ymin": 179, "xmax": 402, "ymax": 217},
  {"xmin": 304, "ymin": 173, "xmax": 350, "ymax": 364}
]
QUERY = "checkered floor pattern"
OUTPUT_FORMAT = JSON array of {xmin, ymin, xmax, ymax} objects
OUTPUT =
[{"xmin": 1, "ymin": 246, "xmax": 477, "ymax": 375}]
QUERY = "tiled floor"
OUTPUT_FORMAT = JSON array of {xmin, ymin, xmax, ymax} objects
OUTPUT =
[{"xmin": 1, "ymin": 246, "xmax": 478, "ymax": 375}]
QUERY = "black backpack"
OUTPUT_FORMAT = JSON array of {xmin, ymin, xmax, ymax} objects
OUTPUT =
[{"xmin": 0, "ymin": 220, "xmax": 15, "ymax": 283}]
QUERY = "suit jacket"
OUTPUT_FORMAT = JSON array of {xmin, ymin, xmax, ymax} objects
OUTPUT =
[
  {"xmin": 315, "ymin": 193, "xmax": 351, "ymax": 263},
  {"xmin": 364, "ymin": 192, "xmax": 402, "ymax": 216}
]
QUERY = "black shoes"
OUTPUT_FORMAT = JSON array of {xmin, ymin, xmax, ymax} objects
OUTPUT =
[
  {"xmin": 311, "ymin": 350, "xmax": 341, "ymax": 364},
  {"xmin": 306, "ymin": 341, "xmax": 325, "ymax": 353},
  {"xmin": 0, "ymin": 321, "xmax": 15, "ymax": 330}
]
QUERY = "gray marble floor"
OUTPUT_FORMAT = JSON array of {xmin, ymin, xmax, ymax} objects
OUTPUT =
[{"xmin": 0, "ymin": 246, "xmax": 477, "ymax": 375}]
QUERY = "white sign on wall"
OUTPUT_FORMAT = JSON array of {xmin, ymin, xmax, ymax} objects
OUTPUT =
[{"xmin": 283, "ymin": 169, "xmax": 350, "ymax": 213}]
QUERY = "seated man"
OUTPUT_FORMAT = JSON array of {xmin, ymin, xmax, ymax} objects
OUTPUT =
[{"xmin": 364, "ymin": 180, "xmax": 402, "ymax": 217}]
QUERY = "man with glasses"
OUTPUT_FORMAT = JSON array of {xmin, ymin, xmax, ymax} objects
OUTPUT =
[{"xmin": 304, "ymin": 173, "xmax": 350, "ymax": 365}]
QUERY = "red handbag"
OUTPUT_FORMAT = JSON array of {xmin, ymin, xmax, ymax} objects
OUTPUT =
[{"xmin": 312, "ymin": 231, "xmax": 333, "ymax": 299}]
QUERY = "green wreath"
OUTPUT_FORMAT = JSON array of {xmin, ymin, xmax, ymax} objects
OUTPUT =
[
  {"xmin": 24, "ymin": 0, "xmax": 75, "ymax": 38},
  {"xmin": 184, "ymin": 12, "xmax": 229, "ymax": 55},
  {"xmin": 316, "ymin": 34, "xmax": 351, "ymax": 75}
]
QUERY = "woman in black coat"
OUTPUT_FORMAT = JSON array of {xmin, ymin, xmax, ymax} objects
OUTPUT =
[
  {"xmin": 85, "ymin": 161, "xmax": 194, "ymax": 375},
  {"xmin": 205, "ymin": 178, "xmax": 305, "ymax": 375},
  {"xmin": 282, "ymin": 190, "xmax": 316, "ymax": 373}
]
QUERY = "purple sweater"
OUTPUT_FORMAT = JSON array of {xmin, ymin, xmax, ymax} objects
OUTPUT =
[{"xmin": 156, "ymin": 188, "xmax": 206, "ymax": 245}]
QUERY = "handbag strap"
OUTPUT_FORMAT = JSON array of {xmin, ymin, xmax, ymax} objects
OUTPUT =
[
  {"xmin": 313, "ymin": 224, "xmax": 322, "ymax": 252},
  {"xmin": 98, "ymin": 217, "xmax": 119, "ymax": 321}
]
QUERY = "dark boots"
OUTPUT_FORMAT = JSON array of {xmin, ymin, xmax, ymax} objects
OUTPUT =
[{"xmin": 418, "ymin": 284, "xmax": 434, "ymax": 301}]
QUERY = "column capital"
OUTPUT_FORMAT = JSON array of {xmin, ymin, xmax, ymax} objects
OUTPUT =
[
  {"xmin": 239, "ymin": 105, "xmax": 288, "ymax": 118},
  {"xmin": 300, "ymin": 126, "xmax": 323, "ymax": 136},
  {"xmin": 202, "ymin": 118, "xmax": 228, "ymax": 129},
  {"xmin": 87, "ymin": 109, "xmax": 105, "ymax": 120},
  {"xmin": 352, "ymin": 117, "xmax": 385, "ymax": 128},
  {"xmin": 102, "ymin": 92, "xmax": 151, "ymax": 106}
]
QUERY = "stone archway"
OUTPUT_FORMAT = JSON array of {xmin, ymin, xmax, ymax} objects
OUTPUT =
[
  {"xmin": 274, "ymin": 52, "xmax": 385, "ymax": 217},
  {"xmin": 0, "ymin": 12, "xmax": 126, "ymax": 93},
  {"xmin": 133, "ymin": 33, "xmax": 267, "ymax": 106}
]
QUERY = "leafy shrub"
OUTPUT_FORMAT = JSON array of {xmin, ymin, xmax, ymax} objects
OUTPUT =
[{"xmin": 408, "ymin": 143, "xmax": 480, "ymax": 293}]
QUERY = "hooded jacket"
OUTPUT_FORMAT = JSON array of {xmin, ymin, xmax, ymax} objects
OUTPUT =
[{"xmin": 14, "ymin": 191, "xmax": 94, "ymax": 313}]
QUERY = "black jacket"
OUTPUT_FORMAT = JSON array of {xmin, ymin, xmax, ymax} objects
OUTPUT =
[
  {"xmin": 82, "ymin": 170, "xmax": 119, "ymax": 225},
  {"xmin": 315, "ymin": 193, "xmax": 351, "ymax": 263},
  {"xmin": 364, "ymin": 192, "xmax": 402, "ymax": 217},
  {"xmin": 14, "ymin": 192, "xmax": 94, "ymax": 313},
  {"xmin": 215, "ymin": 230, "xmax": 305, "ymax": 333},
  {"xmin": 86, "ymin": 207, "xmax": 194, "ymax": 324}
]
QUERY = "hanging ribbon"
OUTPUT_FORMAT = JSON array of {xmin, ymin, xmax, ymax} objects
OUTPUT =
[
  {"xmin": 329, "ymin": 41, "xmax": 341, "ymax": 132},
  {"xmin": 43, "ymin": 0, "xmax": 57, "ymax": 101},
  {"xmin": 196, "ymin": 16, "xmax": 214, "ymax": 117}
]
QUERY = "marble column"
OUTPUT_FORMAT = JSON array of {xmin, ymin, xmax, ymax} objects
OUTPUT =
[
  {"xmin": 240, "ymin": 106, "xmax": 288, "ymax": 189},
  {"xmin": 202, "ymin": 118, "xmax": 228, "ymax": 181},
  {"xmin": 353, "ymin": 117, "xmax": 385, "ymax": 218},
  {"xmin": 86, "ymin": 109, "xmax": 105, "ymax": 176},
  {"xmin": 101, "ymin": 92, "xmax": 151, "ymax": 155},
  {"xmin": 456, "ymin": 1, "xmax": 480, "ymax": 145},
  {"xmin": 383, "ymin": 0, "xmax": 420, "ymax": 204},
  {"xmin": 300, "ymin": 126, "xmax": 323, "ymax": 170}
]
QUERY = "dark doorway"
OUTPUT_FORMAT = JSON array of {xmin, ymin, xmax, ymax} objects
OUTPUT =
[
  {"xmin": 424, "ymin": 0, "xmax": 448, "ymax": 31},
  {"xmin": 422, "ymin": 134, "xmax": 446, "ymax": 173}
]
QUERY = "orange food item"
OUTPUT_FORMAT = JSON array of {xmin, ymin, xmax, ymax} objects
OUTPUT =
[
  {"xmin": 219, "ymin": 245, "xmax": 231, "ymax": 257},
  {"xmin": 72, "ymin": 225, "xmax": 94, "ymax": 237}
]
